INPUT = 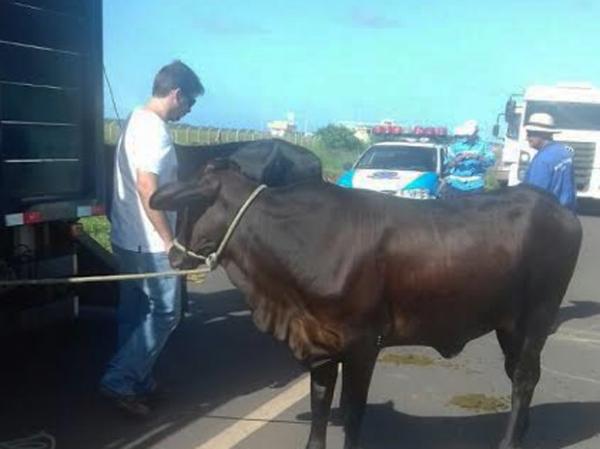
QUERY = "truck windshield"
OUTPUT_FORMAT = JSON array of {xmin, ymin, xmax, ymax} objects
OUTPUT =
[
  {"xmin": 507, "ymin": 113, "xmax": 522, "ymax": 139},
  {"xmin": 525, "ymin": 101, "xmax": 600, "ymax": 131},
  {"xmin": 356, "ymin": 146, "xmax": 437, "ymax": 171}
]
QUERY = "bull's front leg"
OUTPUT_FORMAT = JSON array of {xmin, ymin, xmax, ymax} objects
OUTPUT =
[
  {"xmin": 305, "ymin": 360, "xmax": 339, "ymax": 449},
  {"xmin": 340, "ymin": 344, "xmax": 379, "ymax": 449}
]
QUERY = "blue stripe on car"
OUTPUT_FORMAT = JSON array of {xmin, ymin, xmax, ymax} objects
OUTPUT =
[
  {"xmin": 402, "ymin": 172, "xmax": 439, "ymax": 192},
  {"xmin": 337, "ymin": 170, "xmax": 354, "ymax": 188}
]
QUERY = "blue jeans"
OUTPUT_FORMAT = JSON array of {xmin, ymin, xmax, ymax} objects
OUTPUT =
[{"xmin": 100, "ymin": 245, "xmax": 181, "ymax": 396}]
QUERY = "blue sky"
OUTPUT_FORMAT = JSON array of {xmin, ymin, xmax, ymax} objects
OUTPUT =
[{"xmin": 103, "ymin": 0, "xmax": 600, "ymax": 135}]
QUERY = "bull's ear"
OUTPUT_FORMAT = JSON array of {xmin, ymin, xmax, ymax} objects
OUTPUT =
[
  {"xmin": 150, "ymin": 181, "xmax": 204, "ymax": 210},
  {"xmin": 205, "ymin": 158, "xmax": 239, "ymax": 172}
]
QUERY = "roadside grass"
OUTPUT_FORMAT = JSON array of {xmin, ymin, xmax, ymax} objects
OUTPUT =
[
  {"xmin": 485, "ymin": 171, "xmax": 500, "ymax": 191},
  {"xmin": 79, "ymin": 216, "xmax": 111, "ymax": 252},
  {"xmin": 309, "ymin": 144, "xmax": 362, "ymax": 181}
]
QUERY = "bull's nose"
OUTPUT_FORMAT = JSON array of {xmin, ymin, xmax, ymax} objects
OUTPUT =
[
  {"xmin": 168, "ymin": 245, "xmax": 186, "ymax": 269},
  {"xmin": 168, "ymin": 245, "xmax": 201, "ymax": 270}
]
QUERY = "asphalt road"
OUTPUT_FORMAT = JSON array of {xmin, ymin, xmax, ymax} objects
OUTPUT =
[{"xmin": 1, "ymin": 216, "xmax": 599, "ymax": 449}]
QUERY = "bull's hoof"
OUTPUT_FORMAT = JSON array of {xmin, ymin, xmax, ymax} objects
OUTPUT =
[
  {"xmin": 305, "ymin": 437, "xmax": 326, "ymax": 449},
  {"xmin": 305, "ymin": 443, "xmax": 325, "ymax": 449}
]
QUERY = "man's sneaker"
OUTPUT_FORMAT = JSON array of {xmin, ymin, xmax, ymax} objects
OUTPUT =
[{"xmin": 99, "ymin": 386, "xmax": 151, "ymax": 417}]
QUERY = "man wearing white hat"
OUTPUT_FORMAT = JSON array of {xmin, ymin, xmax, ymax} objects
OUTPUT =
[
  {"xmin": 523, "ymin": 112, "xmax": 576, "ymax": 211},
  {"xmin": 441, "ymin": 120, "xmax": 495, "ymax": 197}
]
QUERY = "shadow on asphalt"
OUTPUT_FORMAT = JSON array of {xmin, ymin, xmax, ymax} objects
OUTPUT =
[
  {"xmin": 0, "ymin": 288, "xmax": 304, "ymax": 448},
  {"xmin": 2, "ymin": 285, "xmax": 598, "ymax": 448},
  {"xmin": 298, "ymin": 401, "xmax": 600, "ymax": 449},
  {"xmin": 577, "ymin": 199, "xmax": 600, "ymax": 217},
  {"xmin": 556, "ymin": 300, "xmax": 600, "ymax": 328}
]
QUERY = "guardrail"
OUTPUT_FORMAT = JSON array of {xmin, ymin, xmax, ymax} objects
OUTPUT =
[{"xmin": 104, "ymin": 119, "xmax": 316, "ymax": 148}]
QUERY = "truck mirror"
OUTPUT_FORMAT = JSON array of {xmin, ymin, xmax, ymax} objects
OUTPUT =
[
  {"xmin": 493, "ymin": 124, "xmax": 500, "ymax": 138},
  {"xmin": 505, "ymin": 98, "xmax": 516, "ymax": 120}
]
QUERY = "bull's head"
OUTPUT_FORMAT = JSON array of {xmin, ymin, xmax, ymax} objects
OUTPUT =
[{"xmin": 150, "ymin": 160, "xmax": 234, "ymax": 270}]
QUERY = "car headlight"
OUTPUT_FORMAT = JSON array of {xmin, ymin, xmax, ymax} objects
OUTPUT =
[{"xmin": 519, "ymin": 152, "xmax": 530, "ymax": 163}]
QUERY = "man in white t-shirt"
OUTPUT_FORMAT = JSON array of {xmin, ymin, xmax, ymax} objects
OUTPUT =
[{"xmin": 100, "ymin": 60, "xmax": 203, "ymax": 416}]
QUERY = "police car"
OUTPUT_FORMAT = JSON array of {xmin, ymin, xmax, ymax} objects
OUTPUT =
[{"xmin": 337, "ymin": 141, "xmax": 445, "ymax": 199}]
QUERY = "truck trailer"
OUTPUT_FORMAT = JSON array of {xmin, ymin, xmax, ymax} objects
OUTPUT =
[{"xmin": 0, "ymin": 0, "xmax": 111, "ymax": 333}]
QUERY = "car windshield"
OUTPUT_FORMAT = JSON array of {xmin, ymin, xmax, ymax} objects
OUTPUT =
[
  {"xmin": 525, "ymin": 101, "xmax": 600, "ymax": 131},
  {"xmin": 355, "ymin": 146, "xmax": 437, "ymax": 172}
]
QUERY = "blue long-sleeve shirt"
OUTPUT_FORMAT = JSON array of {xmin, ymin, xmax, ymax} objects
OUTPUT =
[
  {"xmin": 524, "ymin": 141, "xmax": 577, "ymax": 211},
  {"xmin": 444, "ymin": 137, "xmax": 495, "ymax": 191}
]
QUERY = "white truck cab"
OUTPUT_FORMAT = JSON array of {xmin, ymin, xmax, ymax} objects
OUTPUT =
[{"xmin": 495, "ymin": 83, "xmax": 600, "ymax": 198}]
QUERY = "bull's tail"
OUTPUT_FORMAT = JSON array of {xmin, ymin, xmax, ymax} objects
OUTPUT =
[
  {"xmin": 495, "ymin": 204, "xmax": 582, "ymax": 448},
  {"xmin": 524, "ymin": 204, "xmax": 582, "ymax": 335}
]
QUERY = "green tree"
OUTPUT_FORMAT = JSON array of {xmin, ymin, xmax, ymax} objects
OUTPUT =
[{"xmin": 315, "ymin": 124, "xmax": 365, "ymax": 152}]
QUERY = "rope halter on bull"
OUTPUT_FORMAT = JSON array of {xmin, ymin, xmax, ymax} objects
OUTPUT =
[{"xmin": 172, "ymin": 184, "xmax": 268, "ymax": 271}]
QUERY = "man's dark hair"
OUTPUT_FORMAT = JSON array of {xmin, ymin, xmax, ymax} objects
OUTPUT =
[{"xmin": 152, "ymin": 60, "xmax": 204, "ymax": 98}]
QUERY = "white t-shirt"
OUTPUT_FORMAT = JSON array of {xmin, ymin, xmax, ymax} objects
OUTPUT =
[{"xmin": 110, "ymin": 108, "xmax": 178, "ymax": 253}]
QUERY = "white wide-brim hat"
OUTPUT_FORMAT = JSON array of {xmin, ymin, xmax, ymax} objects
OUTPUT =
[
  {"xmin": 454, "ymin": 119, "xmax": 479, "ymax": 136},
  {"xmin": 525, "ymin": 112, "xmax": 560, "ymax": 134}
]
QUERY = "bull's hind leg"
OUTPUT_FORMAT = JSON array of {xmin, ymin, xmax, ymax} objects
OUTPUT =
[
  {"xmin": 306, "ymin": 360, "xmax": 338, "ymax": 449},
  {"xmin": 340, "ymin": 344, "xmax": 379, "ymax": 449},
  {"xmin": 498, "ymin": 277, "xmax": 566, "ymax": 449},
  {"xmin": 498, "ymin": 333, "xmax": 547, "ymax": 449},
  {"xmin": 496, "ymin": 329, "xmax": 524, "ymax": 382}
]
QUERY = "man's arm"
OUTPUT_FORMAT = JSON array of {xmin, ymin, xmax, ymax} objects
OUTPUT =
[
  {"xmin": 524, "ymin": 159, "xmax": 552, "ymax": 190},
  {"xmin": 444, "ymin": 144, "xmax": 462, "ymax": 169},
  {"xmin": 483, "ymin": 148, "xmax": 496, "ymax": 168},
  {"xmin": 478, "ymin": 142, "xmax": 496, "ymax": 169},
  {"xmin": 137, "ymin": 170, "xmax": 174, "ymax": 252}
]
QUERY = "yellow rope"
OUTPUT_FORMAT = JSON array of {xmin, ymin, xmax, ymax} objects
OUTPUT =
[{"xmin": 0, "ymin": 267, "xmax": 210, "ymax": 287}]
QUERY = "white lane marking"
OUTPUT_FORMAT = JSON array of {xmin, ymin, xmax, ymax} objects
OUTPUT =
[
  {"xmin": 194, "ymin": 375, "xmax": 310, "ymax": 449},
  {"xmin": 119, "ymin": 423, "xmax": 173, "ymax": 449},
  {"xmin": 550, "ymin": 333, "xmax": 600, "ymax": 347},
  {"xmin": 559, "ymin": 327, "xmax": 600, "ymax": 338},
  {"xmin": 542, "ymin": 365, "xmax": 600, "ymax": 385}
]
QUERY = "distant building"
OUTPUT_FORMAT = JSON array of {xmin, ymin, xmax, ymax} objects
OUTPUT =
[
  {"xmin": 268, "ymin": 112, "xmax": 297, "ymax": 137},
  {"xmin": 337, "ymin": 121, "xmax": 376, "ymax": 143}
]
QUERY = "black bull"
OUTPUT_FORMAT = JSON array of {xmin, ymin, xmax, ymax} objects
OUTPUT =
[{"xmin": 151, "ymin": 161, "xmax": 582, "ymax": 449}]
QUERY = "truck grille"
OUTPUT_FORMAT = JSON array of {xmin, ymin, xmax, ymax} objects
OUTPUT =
[{"xmin": 565, "ymin": 142, "xmax": 596, "ymax": 191}]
